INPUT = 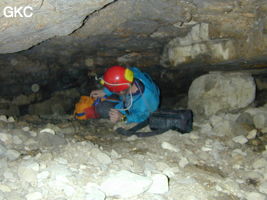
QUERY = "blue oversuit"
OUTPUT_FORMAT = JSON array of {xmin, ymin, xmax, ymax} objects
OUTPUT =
[{"xmin": 103, "ymin": 67, "xmax": 160, "ymax": 123}]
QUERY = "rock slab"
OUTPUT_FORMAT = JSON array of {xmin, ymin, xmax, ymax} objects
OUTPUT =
[{"xmin": 100, "ymin": 170, "xmax": 152, "ymax": 198}]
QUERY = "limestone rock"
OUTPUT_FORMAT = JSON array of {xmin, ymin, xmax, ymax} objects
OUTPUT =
[
  {"xmin": 188, "ymin": 72, "xmax": 256, "ymax": 117},
  {"xmin": 17, "ymin": 160, "xmax": 40, "ymax": 184},
  {"xmin": 85, "ymin": 183, "xmax": 106, "ymax": 200},
  {"xmin": 0, "ymin": 184, "xmax": 11, "ymax": 193},
  {"xmin": 161, "ymin": 142, "xmax": 180, "ymax": 152},
  {"xmin": 0, "ymin": 0, "xmax": 115, "ymax": 53},
  {"xmin": 0, "ymin": 144, "xmax": 7, "ymax": 156},
  {"xmin": 40, "ymin": 128, "xmax": 56, "ymax": 135},
  {"xmin": 100, "ymin": 170, "xmax": 152, "ymax": 198},
  {"xmin": 161, "ymin": 23, "xmax": 236, "ymax": 67},
  {"xmin": 91, "ymin": 148, "xmax": 112, "ymax": 165},
  {"xmin": 246, "ymin": 192, "xmax": 267, "ymax": 200},
  {"xmin": 247, "ymin": 129, "xmax": 257, "ymax": 139},
  {"xmin": 232, "ymin": 136, "xmax": 248, "ymax": 145},
  {"xmin": 179, "ymin": 157, "xmax": 189, "ymax": 168},
  {"xmin": 209, "ymin": 115, "xmax": 233, "ymax": 136},
  {"xmin": 147, "ymin": 174, "xmax": 169, "ymax": 194},
  {"xmin": 259, "ymin": 181, "xmax": 267, "ymax": 195},
  {"xmin": 0, "ymin": 115, "xmax": 8, "ymax": 123},
  {"xmin": 25, "ymin": 192, "xmax": 43, "ymax": 200},
  {"xmin": 253, "ymin": 158, "xmax": 267, "ymax": 169},
  {"xmin": 169, "ymin": 177, "xmax": 208, "ymax": 200},
  {"xmin": 7, "ymin": 116, "xmax": 15, "ymax": 123},
  {"xmin": 5, "ymin": 149, "xmax": 20, "ymax": 161},
  {"xmin": 254, "ymin": 113, "xmax": 267, "ymax": 129},
  {"xmin": 0, "ymin": 132, "xmax": 13, "ymax": 144},
  {"xmin": 37, "ymin": 132, "xmax": 66, "ymax": 147}
]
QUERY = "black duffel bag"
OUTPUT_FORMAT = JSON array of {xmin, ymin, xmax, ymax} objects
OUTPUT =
[{"xmin": 116, "ymin": 109, "xmax": 193, "ymax": 137}]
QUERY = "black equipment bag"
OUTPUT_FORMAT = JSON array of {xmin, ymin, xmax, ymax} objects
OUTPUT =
[
  {"xmin": 116, "ymin": 109, "xmax": 193, "ymax": 137},
  {"xmin": 149, "ymin": 109, "xmax": 193, "ymax": 133}
]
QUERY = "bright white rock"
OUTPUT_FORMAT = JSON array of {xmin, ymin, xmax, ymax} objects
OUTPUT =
[
  {"xmin": 147, "ymin": 174, "xmax": 169, "ymax": 194},
  {"xmin": 25, "ymin": 192, "xmax": 43, "ymax": 200},
  {"xmin": 100, "ymin": 170, "xmax": 152, "ymax": 198},
  {"xmin": 259, "ymin": 181, "xmax": 267, "ymax": 195},
  {"xmin": 161, "ymin": 142, "xmax": 180, "ymax": 152},
  {"xmin": 232, "ymin": 135, "xmax": 248, "ymax": 144},
  {"xmin": 246, "ymin": 192, "xmax": 267, "ymax": 200}
]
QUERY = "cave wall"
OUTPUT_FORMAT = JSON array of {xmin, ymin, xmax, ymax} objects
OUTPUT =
[{"xmin": 0, "ymin": 0, "xmax": 267, "ymax": 102}]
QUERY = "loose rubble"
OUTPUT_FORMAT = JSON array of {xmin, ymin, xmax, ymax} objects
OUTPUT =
[{"xmin": 0, "ymin": 99, "xmax": 267, "ymax": 199}]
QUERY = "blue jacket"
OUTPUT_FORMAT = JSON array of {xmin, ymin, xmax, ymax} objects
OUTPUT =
[{"xmin": 103, "ymin": 67, "xmax": 160, "ymax": 123}]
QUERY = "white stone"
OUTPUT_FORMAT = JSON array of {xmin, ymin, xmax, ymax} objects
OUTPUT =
[
  {"xmin": 3, "ymin": 171, "xmax": 15, "ymax": 181},
  {"xmin": 253, "ymin": 158, "xmax": 267, "ymax": 169},
  {"xmin": 232, "ymin": 149, "xmax": 247, "ymax": 156},
  {"xmin": 7, "ymin": 117, "xmax": 15, "ymax": 123},
  {"xmin": 259, "ymin": 181, "xmax": 267, "ymax": 195},
  {"xmin": 37, "ymin": 171, "xmax": 50, "ymax": 180},
  {"xmin": 247, "ymin": 129, "xmax": 257, "ymax": 139},
  {"xmin": 232, "ymin": 135, "xmax": 248, "ymax": 144},
  {"xmin": 40, "ymin": 128, "xmax": 56, "ymax": 135},
  {"xmin": 189, "ymin": 133, "xmax": 200, "ymax": 140},
  {"xmin": 25, "ymin": 138, "xmax": 38, "ymax": 146},
  {"xmin": 0, "ymin": 184, "xmax": 11, "ymax": 192},
  {"xmin": 161, "ymin": 142, "xmax": 180, "ymax": 152},
  {"xmin": 210, "ymin": 115, "xmax": 232, "ymax": 136},
  {"xmin": 246, "ymin": 192, "xmax": 267, "ymax": 200},
  {"xmin": 62, "ymin": 184, "xmax": 75, "ymax": 196},
  {"xmin": 188, "ymin": 72, "xmax": 255, "ymax": 117},
  {"xmin": 121, "ymin": 159, "xmax": 134, "ymax": 167},
  {"xmin": 100, "ymin": 170, "xmax": 152, "ymax": 198},
  {"xmin": 126, "ymin": 135, "xmax": 139, "ymax": 141},
  {"xmin": 18, "ymin": 161, "xmax": 39, "ymax": 184},
  {"xmin": 85, "ymin": 183, "xmax": 105, "ymax": 200},
  {"xmin": 163, "ymin": 168, "xmax": 178, "ymax": 178},
  {"xmin": 254, "ymin": 113, "xmax": 267, "ymax": 129},
  {"xmin": 147, "ymin": 174, "xmax": 169, "ymax": 194},
  {"xmin": 91, "ymin": 148, "xmax": 112, "ymax": 165},
  {"xmin": 6, "ymin": 149, "xmax": 20, "ymax": 161},
  {"xmin": 179, "ymin": 157, "xmax": 189, "ymax": 168},
  {"xmin": 96, "ymin": 152, "xmax": 112, "ymax": 165},
  {"xmin": 55, "ymin": 157, "xmax": 68, "ymax": 165},
  {"xmin": 110, "ymin": 149, "xmax": 120, "ymax": 159},
  {"xmin": 25, "ymin": 192, "xmax": 42, "ymax": 200},
  {"xmin": 262, "ymin": 127, "xmax": 267, "ymax": 133},
  {"xmin": 30, "ymin": 131, "xmax": 37, "ymax": 137},
  {"xmin": 13, "ymin": 136, "xmax": 23, "ymax": 145},
  {"xmin": 22, "ymin": 127, "xmax": 30, "ymax": 132},
  {"xmin": 31, "ymin": 84, "xmax": 40, "ymax": 93},
  {"xmin": 0, "ymin": 115, "xmax": 8, "ymax": 122},
  {"xmin": 201, "ymin": 146, "xmax": 212, "ymax": 151},
  {"xmin": 0, "ymin": 132, "xmax": 13, "ymax": 144},
  {"xmin": 156, "ymin": 162, "xmax": 170, "ymax": 171},
  {"xmin": 0, "ymin": 144, "xmax": 7, "ymax": 155},
  {"xmin": 244, "ymin": 171, "xmax": 263, "ymax": 181}
]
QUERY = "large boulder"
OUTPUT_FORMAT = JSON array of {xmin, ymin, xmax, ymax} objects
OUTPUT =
[
  {"xmin": 0, "ymin": 0, "xmax": 114, "ymax": 53},
  {"xmin": 188, "ymin": 72, "xmax": 256, "ymax": 117}
]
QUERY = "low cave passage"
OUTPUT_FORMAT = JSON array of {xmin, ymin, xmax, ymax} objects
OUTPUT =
[{"xmin": 1, "ymin": 0, "xmax": 267, "ymax": 199}]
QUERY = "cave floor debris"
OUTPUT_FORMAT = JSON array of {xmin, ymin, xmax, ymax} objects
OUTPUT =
[{"xmin": 0, "ymin": 109, "xmax": 267, "ymax": 200}]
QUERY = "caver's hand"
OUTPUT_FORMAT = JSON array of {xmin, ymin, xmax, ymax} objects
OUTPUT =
[
  {"xmin": 90, "ymin": 89, "xmax": 105, "ymax": 98},
  {"xmin": 109, "ymin": 109, "xmax": 123, "ymax": 123}
]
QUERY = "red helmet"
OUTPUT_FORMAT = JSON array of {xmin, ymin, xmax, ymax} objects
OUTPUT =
[{"xmin": 101, "ymin": 66, "xmax": 134, "ymax": 92}]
